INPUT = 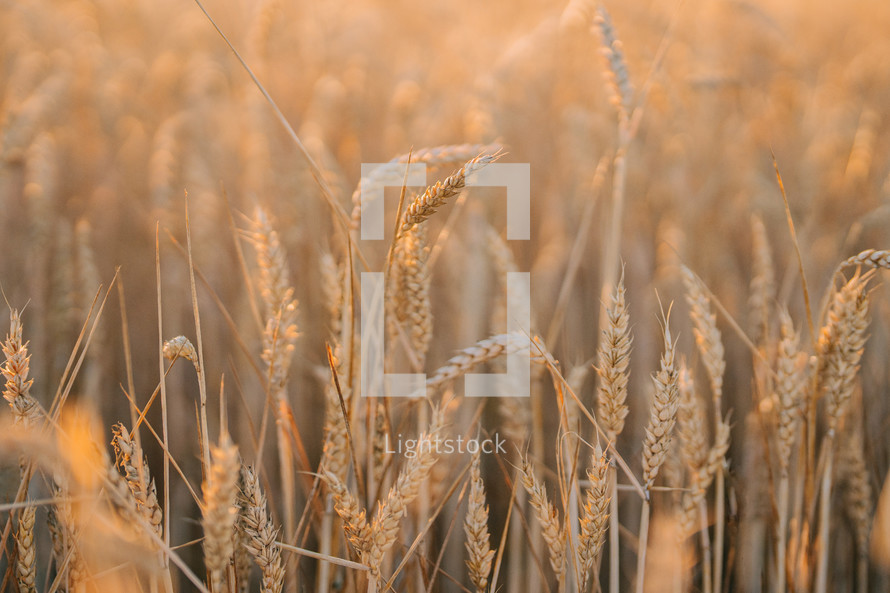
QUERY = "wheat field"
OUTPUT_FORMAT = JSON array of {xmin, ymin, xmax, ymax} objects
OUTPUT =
[{"xmin": 1, "ymin": 0, "xmax": 890, "ymax": 592}]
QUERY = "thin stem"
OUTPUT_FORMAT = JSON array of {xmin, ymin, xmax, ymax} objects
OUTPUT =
[
  {"xmin": 713, "ymin": 469, "xmax": 725, "ymax": 593},
  {"xmin": 775, "ymin": 473, "xmax": 790, "ymax": 593},
  {"xmin": 608, "ymin": 463, "xmax": 619, "ymax": 593},
  {"xmin": 635, "ymin": 500, "xmax": 650, "ymax": 593},
  {"xmin": 814, "ymin": 434, "xmax": 835, "ymax": 593},
  {"xmin": 699, "ymin": 500, "xmax": 713, "ymax": 593}
]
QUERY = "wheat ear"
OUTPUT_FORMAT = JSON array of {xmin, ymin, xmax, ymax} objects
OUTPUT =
[
  {"xmin": 322, "ymin": 471, "xmax": 372, "ymax": 562},
  {"xmin": 773, "ymin": 310, "xmax": 805, "ymax": 593},
  {"xmin": 679, "ymin": 420, "xmax": 731, "ymax": 537},
  {"xmin": 642, "ymin": 318, "xmax": 680, "ymax": 490},
  {"xmin": 749, "ymin": 215, "xmax": 775, "ymax": 345},
  {"xmin": 3, "ymin": 309, "xmax": 44, "ymax": 430},
  {"xmin": 238, "ymin": 465, "xmax": 285, "ymax": 593},
  {"xmin": 596, "ymin": 276, "xmax": 631, "ymax": 438},
  {"xmin": 389, "ymin": 225, "xmax": 433, "ymax": 364},
  {"xmin": 837, "ymin": 248, "xmax": 890, "ymax": 272},
  {"xmin": 350, "ymin": 143, "xmax": 502, "ymax": 230},
  {"xmin": 838, "ymin": 425, "xmax": 872, "ymax": 593},
  {"xmin": 15, "ymin": 504, "xmax": 37, "ymax": 593},
  {"xmin": 254, "ymin": 207, "xmax": 299, "ymax": 576},
  {"xmin": 578, "ymin": 448, "xmax": 610, "ymax": 591},
  {"xmin": 464, "ymin": 452, "xmax": 495, "ymax": 593},
  {"xmin": 202, "ymin": 431, "xmax": 241, "ymax": 592},
  {"xmin": 637, "ymin": 316, "xmax": 679, "ymax": 593},
  {"xmin": 426, "ymin": 332, "xmax": 533, "ymax": 392},
  {"xmin": 367, "ymin": 407, "xmax": 445, "ymax": 579},
  {"xmin": 814, "ymin": 273, "xmax": 870, "ymax": 593},
  {"xmin": 818, "ymin": 274, "xmax": 870, "ymax": 432},
  {"xmin": 111, "ymin": 423, "xmax": 163, "ymax": 539},
  {"xmin": 399, "ymin": 153, "xmax": 497, "ymax": 236},
  {"xmin": 519, "ymin": 455, "xmax": 566, "ymax": 580},
  {"xmin": 594, "ymin": 4, "xmax": 633, "ymax": 125}
]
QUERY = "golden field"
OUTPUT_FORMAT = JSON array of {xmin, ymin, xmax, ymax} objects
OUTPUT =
[{"xmin": 1, "ymin": 0, "xmax": 890, "ymax": 592}]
